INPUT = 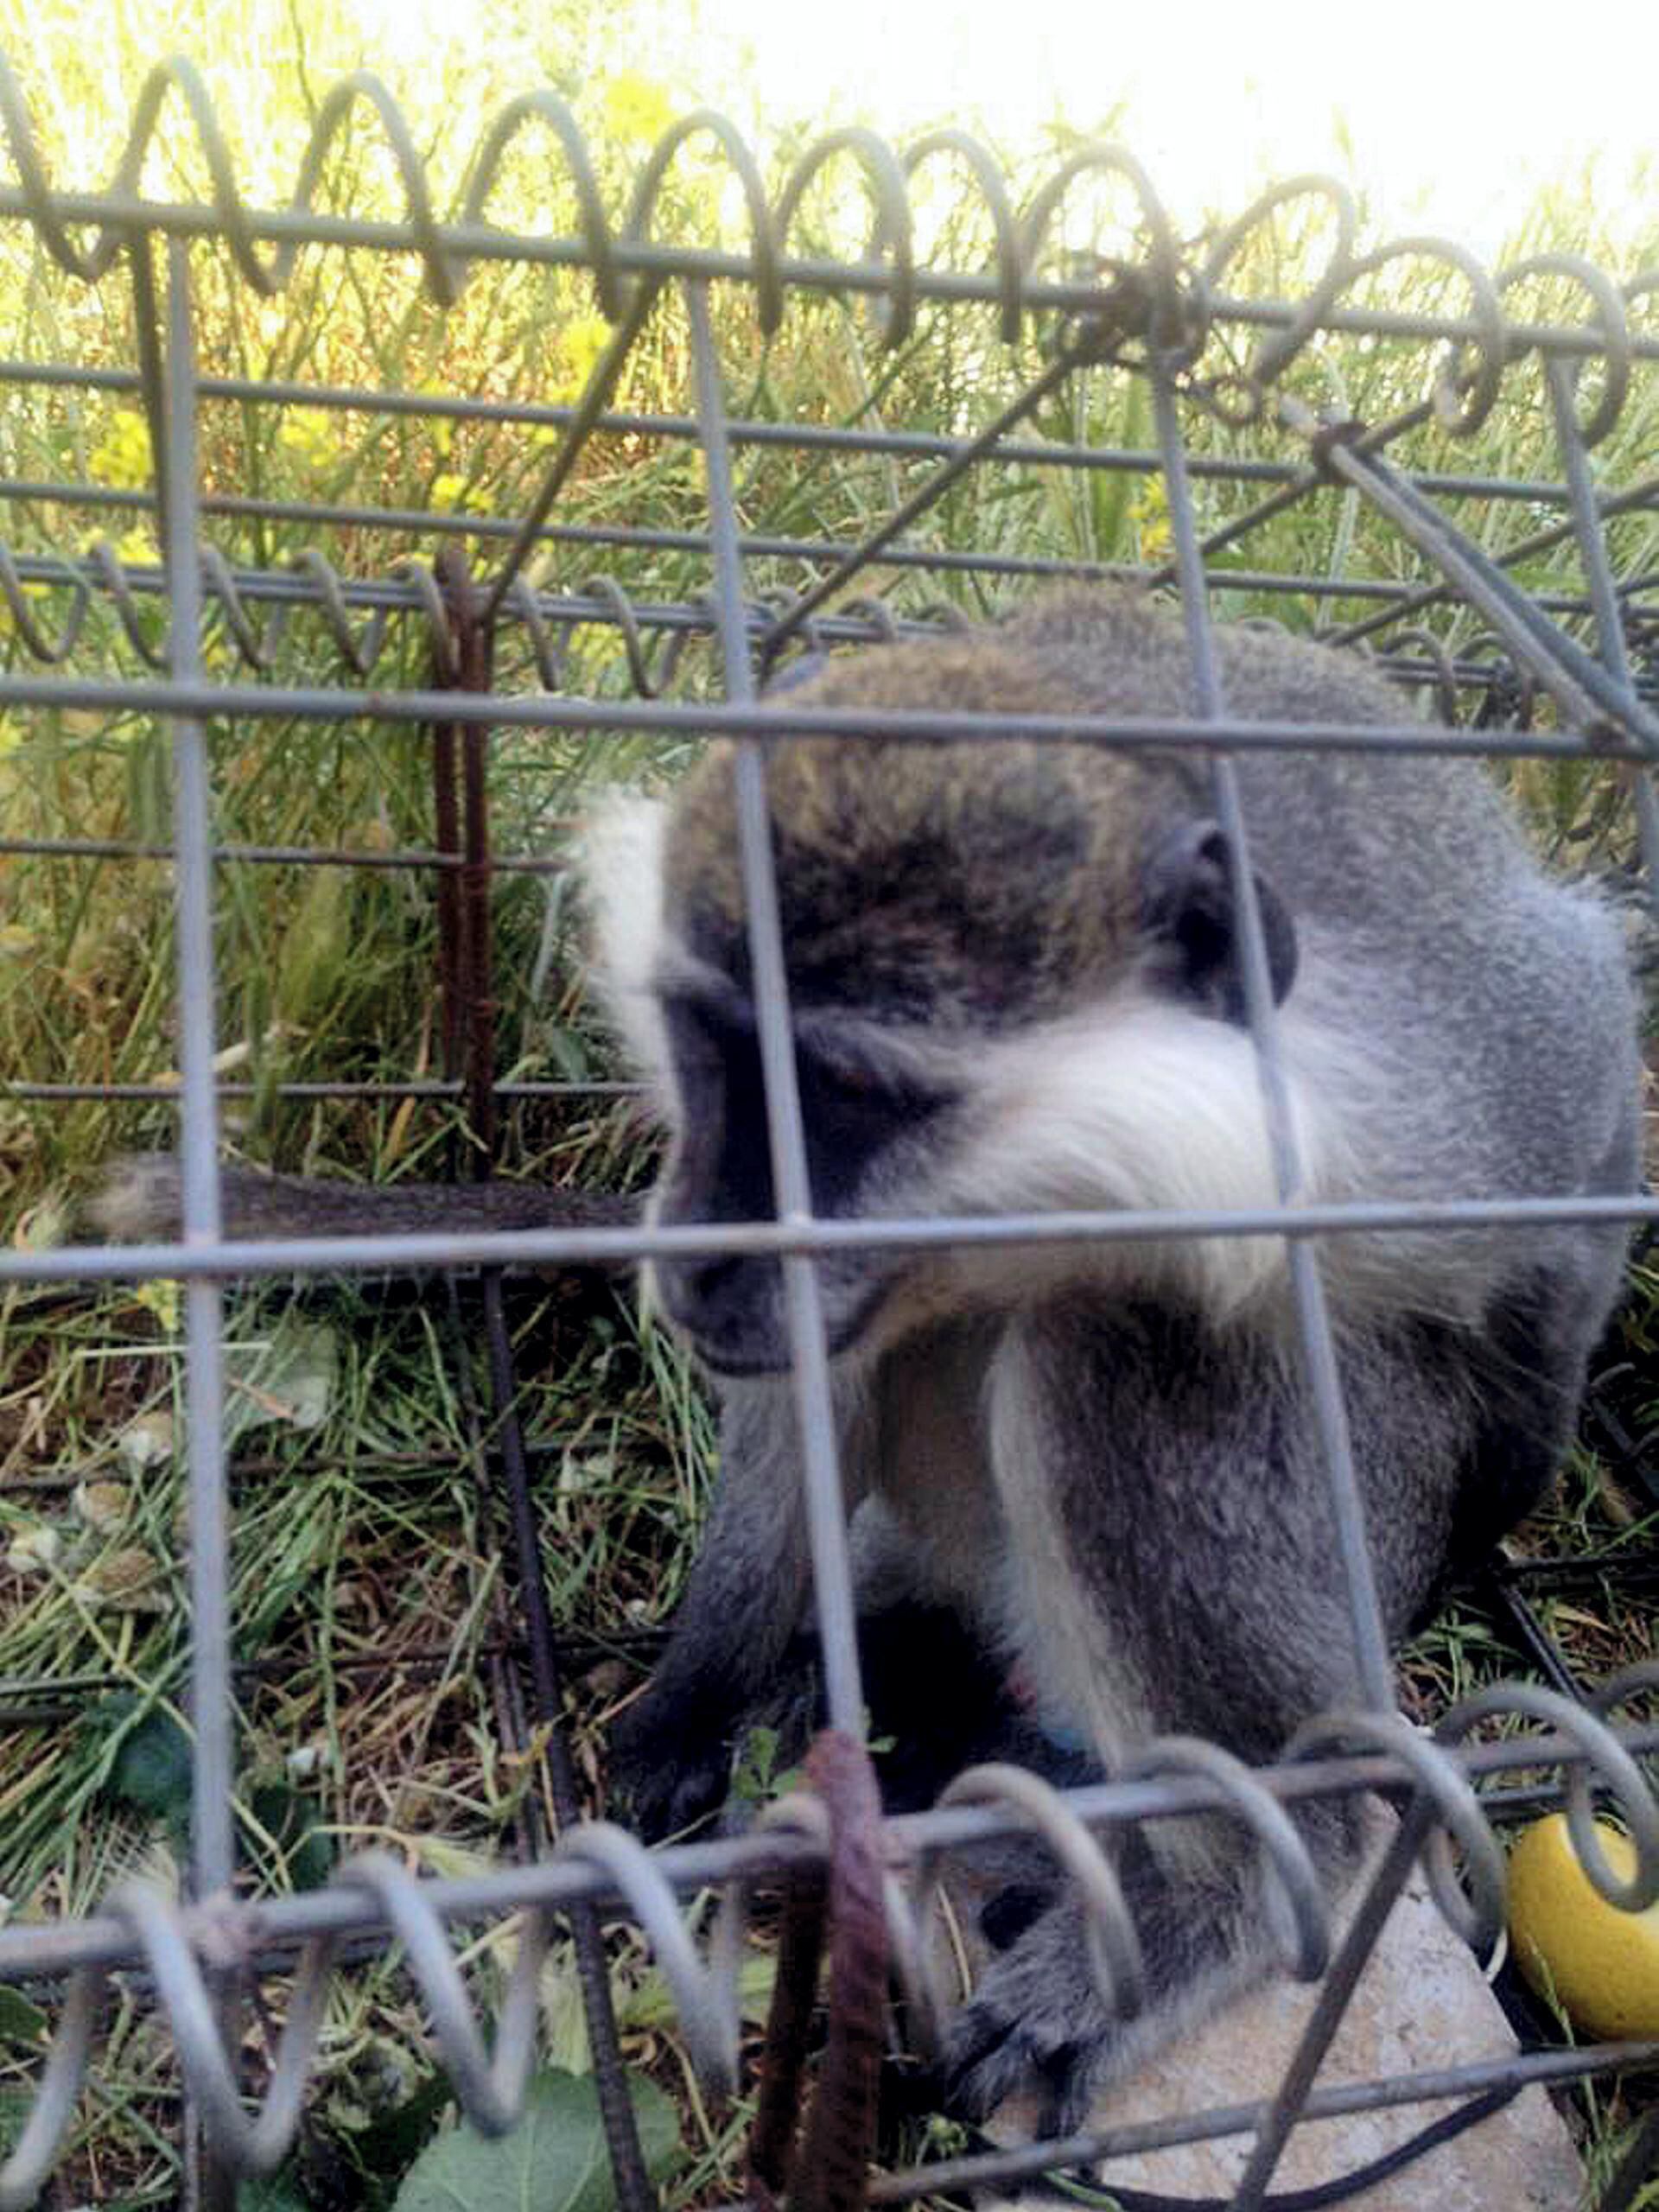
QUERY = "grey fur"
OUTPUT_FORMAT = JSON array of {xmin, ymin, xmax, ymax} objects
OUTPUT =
[{"xmin": 601, "ymin": 587, "xmax": 1641, "ymax": 2127}]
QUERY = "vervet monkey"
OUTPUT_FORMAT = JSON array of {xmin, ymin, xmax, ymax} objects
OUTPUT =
[
  {"xmin": 592, "ymin": 588, "xmax": 1640, "ymax": 2123},
  {"xmin": 99, "ymin": 588, "xmax": 1640, "ymax": 2127}
]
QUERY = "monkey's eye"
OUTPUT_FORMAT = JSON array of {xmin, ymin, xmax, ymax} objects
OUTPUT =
[
  {"xmin": 795, "ymin": 1044, "xmax": 947, "ymax": 1132},
  {"xmin": 816, "ymin": 1058, "xmax": 880, "ymax": 1098},
  {"xmin": 791, "ymin": 1046, "xmax": 947, "ymax": 1213}
]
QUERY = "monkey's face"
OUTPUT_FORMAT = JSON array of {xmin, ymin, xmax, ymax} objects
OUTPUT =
[
  {"xmin": 615, "ymin": 726, "xmax": 1128, "ymax": 1376},
  {"xmin": 584, "ymin": 649, "xmax": 1304, "ymax": 1378}
]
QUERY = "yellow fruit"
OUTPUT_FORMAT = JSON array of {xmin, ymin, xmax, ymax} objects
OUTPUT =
[{"xmin": 1506, "ymin": 1813, "xmax": 1659, "ymax": 2040}]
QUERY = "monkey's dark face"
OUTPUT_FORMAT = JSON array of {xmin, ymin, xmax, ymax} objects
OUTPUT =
[
  {"xmin": 627, "ymin": 728, "xmax": 1114, "ymax": 1373},
  {"xmin": 647, "ymin": 968, "xmax": 961, "ymax": 1372},
  {"xmin": 627, "ymin": 809, "xmax": 1300, "ymax": 1376}
]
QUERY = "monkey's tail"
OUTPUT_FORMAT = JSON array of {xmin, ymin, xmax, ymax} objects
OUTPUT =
[{"xmin": 87, "ymin": 1154, "xmax": 637, "ymax": 1252}]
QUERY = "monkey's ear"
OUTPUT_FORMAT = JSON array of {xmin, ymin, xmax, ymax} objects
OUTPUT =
[{"xmin": 1141, "ymin": 819, "xmax": 1298, "ymax": 1021}]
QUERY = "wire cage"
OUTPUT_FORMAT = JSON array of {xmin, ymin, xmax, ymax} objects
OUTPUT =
[{"xmin": 1, "ymin": 54, "xmax": 1658, "ymax": 2212}]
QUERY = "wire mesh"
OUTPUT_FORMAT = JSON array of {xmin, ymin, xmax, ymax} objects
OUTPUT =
[{"xmin": 0, "ymin": 54, "xmax": 1657, "ymax": 2211}]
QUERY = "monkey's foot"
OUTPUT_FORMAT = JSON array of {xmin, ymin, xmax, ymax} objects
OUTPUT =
[
  {"xmin": 939, "ymin": 1861, "xmax": 1271, "ymax": 2139},
  {"xmin": 941, "ymin": 1902, "xmax": 1118, "ymax": 2137},
  {"xmin": 963, "ymin": 1844, "xmax": 1582, "ymax": 2208}
]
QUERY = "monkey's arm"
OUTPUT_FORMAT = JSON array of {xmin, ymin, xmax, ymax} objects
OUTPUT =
[
  {"xmin": 609, "ymin": 1371, "xmax": 874, "ymax": 1839},
  {"xmin": 88, "ymin": 1154, "xmax": 635, "ymax": 1246}
]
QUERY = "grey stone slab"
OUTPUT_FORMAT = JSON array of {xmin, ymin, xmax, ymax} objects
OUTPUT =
[{"xmin": 971, "ymin": 1814, "xmax": 1582, "ymax": 2209}]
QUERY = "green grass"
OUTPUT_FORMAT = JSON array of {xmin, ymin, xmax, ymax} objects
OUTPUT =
[{"xmin": 0, "ymin": 1267, "xmax": 726, "ymax": 2202}]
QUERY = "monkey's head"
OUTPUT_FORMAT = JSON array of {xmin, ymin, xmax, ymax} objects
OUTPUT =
[{"xmin": 586, "ymin": 620, "xmax": 1302, "ymax": 1376}]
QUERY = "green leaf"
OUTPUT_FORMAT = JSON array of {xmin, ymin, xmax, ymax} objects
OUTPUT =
[
  {"xmin": 226, "ymin": 1318, "xmax": 339, "ymax": 1439},
  {"xmin": 105, "ymin": 1709, "xmax": 194, "ymax": 1821},
  {"xmin": 728, "ymin": 1722, "xmax": 807, "ymax": 1814},
  {"xmin": 345, "ymin": 2071, "xmax": 453, "ymax": 2206},
  {"xmin": 243, "ymin": 1780, "xmax": 335, "ymax": 1892},
  {"xmin": 0, "ymin": 2088, "xmax": 33, "ymax": 2155},
  {"xmin": 286, "ymin": 1825, "xmax": 336, "ymax": 1893},
  {"xmin": 237, "ymin": 2174, "xmax": 309, "ymax": 2212},
  {"xmin": 0, "ymin": 1986, "xmax": 47, "ymax": 2046},
  {"xmin": 541, "ymin": 1023, "xmax": 594, "ymax": 1084},
  {"xmin": 728, "ymin": 1723, "xmax": 783, "ymax": 1807},
  {"xmin": 391, "ymin": 2069, "xmax": 680, "ymax": 2212}
]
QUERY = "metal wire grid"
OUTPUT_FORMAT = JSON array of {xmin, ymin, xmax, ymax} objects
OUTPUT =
[{"xmin": 0, "ymin": 61, "xmax": 1656, "ymax": 2212}]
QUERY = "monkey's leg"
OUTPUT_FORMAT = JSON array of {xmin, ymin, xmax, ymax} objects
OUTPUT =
[
  {"xmin": 941, "ymin": 1299, "xmax": 1468, "ymax": 2133},
  {"xmin": 89, "ymin": 1154, "xmax": 633, "ymax": 1243}
]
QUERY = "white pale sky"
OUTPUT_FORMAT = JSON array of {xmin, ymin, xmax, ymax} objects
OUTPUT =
[
  {"xmin": 331, "ymin": 0, "xmax": 1659, "ymax": 258},
  {"xmin": 689, "ymin": 0, "xmax": 1659, "ymax": 256},
  {"xmin": 37, "ymin": 0, "xmax": 1654, "ymax": 262}
]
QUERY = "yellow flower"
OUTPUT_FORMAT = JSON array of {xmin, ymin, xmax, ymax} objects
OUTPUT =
[
  {"xmin": 113, "ymin": 529, "xmax": 159, "ymax": 569},
  {"xmin": 133, "ymin": 1279, "xmax": 181, "ymax": 1332},
  {"xmin": 0, "ymin": 575, "xmax": 57, "ymax": 642},
  {"xmin": 1126, "ymin": 479, "xmax": 1173, "ymax": 563},
  {"xmin": 277, "ymin": 407, "xmax": 337, "ymax": 477},
  {"xmin": 79, "ymin": 529, "xmax": 157, "ymax": 570},
  {"xmin": 88, "ymin": 410, "xmax": 154, "ymax": 491},
  {"xmin": 430, "ymin": 471, "xmax": 482, "ymax": 513},
  {"xmin": 559, "ymin": 311, "xmax": 613, "ymax": 397},
  {"xmin": 599, "ymin": 71, "xmax": 675, "ymax": 148}
]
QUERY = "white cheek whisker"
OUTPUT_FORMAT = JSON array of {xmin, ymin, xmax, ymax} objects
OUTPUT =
[
  {"xmin": 937, "ymin": 996, "xmax": 1328, "ymax": 1318},
  {"xmin": 580, "ymin": 793, "xmax": 675, "ymax": 1099}
]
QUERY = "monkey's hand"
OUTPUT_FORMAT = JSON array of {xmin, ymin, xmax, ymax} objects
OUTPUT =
[
  {"xmin": 606, "ymin": 1688, "xmax": 742, "ymax": 1842},
  {"xmin": 608, "ymin": 1655, "xmax": 824, "ymax": 1843}
]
